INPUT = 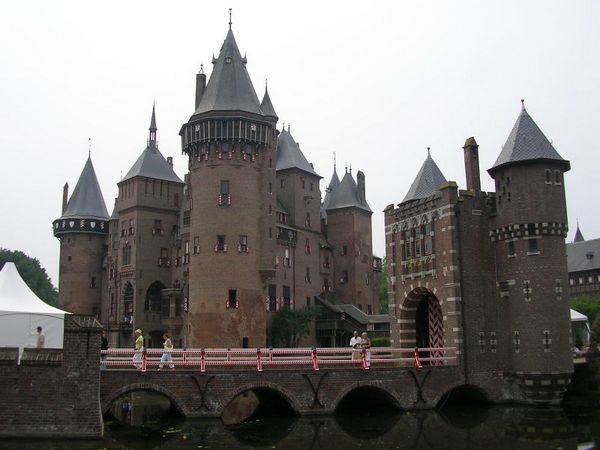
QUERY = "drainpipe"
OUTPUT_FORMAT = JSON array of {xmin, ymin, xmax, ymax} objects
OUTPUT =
[{"xmin": 454, "ymin": 203, "xmax": 470, "ymax": 383}]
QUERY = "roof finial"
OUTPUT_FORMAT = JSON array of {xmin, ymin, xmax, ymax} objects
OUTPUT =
[
  {"xmin": 427, "ymin": 146, "xmax": 431, "ymax": 157},
  {"xmin": 333, "ymin": 152, "xmax": 337, "ymax": 172},
  {"xmin": 345, "ymin": 163, "xmax": 348, "ymax": 174},
  {"xmin": 229, "ymin": 8, "xmax": 232, "ymax": 29},
  {"xmin": 199, "ymin": 63, "xmax": 204, "ymax": 75},
  {"xmin": 349, "ymin": 163, "xmax": 352, "ymax": 174},
  {"xmin": 521, "ymin": 98, "xmax": 525, "ymax": 110},
  {"xmin": 265, "ymin": 78, "xmax": 268, "ymax": 91},
  {"xmin": 88, "ymin": 138, "xmax": 91, "ymax": 157},
  {"xmin": 287, "ymin": 123, "xmax": 290, "ymax": 132}
]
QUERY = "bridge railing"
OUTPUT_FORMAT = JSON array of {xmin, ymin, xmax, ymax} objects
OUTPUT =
[{"xmin": 100, "ymin": 346, "xmax": 457, "ymax": 373}]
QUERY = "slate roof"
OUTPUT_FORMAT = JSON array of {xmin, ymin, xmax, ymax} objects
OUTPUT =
[
  {"xmin": 260, "ymin": 85, "xmax": 277, "ymax": 118},
  {"xmin": 489, "ymin": 104, "xmax": 569, "ymax": 173},
  {"xmin": 276, "ymin": 129, "xmax": 320, "ymax": 177},
  {"xmin": 322, "ymin": 167, "xmax": 341, "ymax": 210},
  {"xmin": 122, "ymin": 108, "xmax": 183, "ymax": 184},
  {"xmin": 193, "ymin": 29, "xmax": 263, "ymax": 116},
  {"xmin": 567, "ymin": 238, "xmax": 600, "ymax": 273},
  {"xmin": 326, "ymin": 171, "xmax": 372, "ymax": 213},
  {"xmin": 401, "ymin": 150, "xmax": 447, "ymax": 203},
  {"xmin": 60, "ymin": 156, "xmax": 109, "ymax": 220}
]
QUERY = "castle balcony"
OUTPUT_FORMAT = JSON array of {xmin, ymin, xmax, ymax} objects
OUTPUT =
[{"xmin": 276, "ymin": 225, "xmax": 297, "ymax": 247}]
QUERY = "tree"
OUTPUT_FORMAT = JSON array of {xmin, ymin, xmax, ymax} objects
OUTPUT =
[
  {"xmin": 270, "ymin": 306, "xmax": 320, "ymax": 348},
  {"xmin": 0, "ymin": 248, "xmax": 58, "ymax": 306},
  {"xmin": 378, "ymin": 257, "xmax": 389, "ymax": 314},
  {"xmin": 570, "ymin": 295, "xmax": 600, "ymax": 324}
]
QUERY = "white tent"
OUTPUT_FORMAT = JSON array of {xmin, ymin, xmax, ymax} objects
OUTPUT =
[
  {"xmin": 0, "ymin": 262, "xmax": 70, "ymax": 354},
  {"xmin": 570, "ymin": 308, "xmax": 591, "ymax": 348}
]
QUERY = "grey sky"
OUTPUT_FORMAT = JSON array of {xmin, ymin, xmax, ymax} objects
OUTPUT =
[{"xmin": 1, "ymin": 1, "xmax": 598, "ymax": 285}]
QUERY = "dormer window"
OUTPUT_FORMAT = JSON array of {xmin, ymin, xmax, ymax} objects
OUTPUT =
[{"xmin": 225, "ymin": 56, "xmax": 232, "ymax": 64}]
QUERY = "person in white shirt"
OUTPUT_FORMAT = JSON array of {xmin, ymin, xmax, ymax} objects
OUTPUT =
[
  {"xmin": 36, "ymin": 326, "xmax": 45, "ymax": 349},
  {"xmin": 349, "ymin": 330, "xmax": 362, "ymax": 360}
]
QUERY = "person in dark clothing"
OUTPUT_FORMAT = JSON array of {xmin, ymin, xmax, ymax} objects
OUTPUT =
[{"xmin": 100, "ymin": 330, "xmax": 109, "ymax": 370}]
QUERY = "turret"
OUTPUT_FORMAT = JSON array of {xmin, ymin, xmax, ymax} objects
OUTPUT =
[{"xmin": 53, "ymin": 155, "xmax": 109, "ymax": 317}]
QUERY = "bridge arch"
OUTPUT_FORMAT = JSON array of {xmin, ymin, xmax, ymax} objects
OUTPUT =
[
  {"xmin": 332, "ymin": 381, "xmax": 404, "ymax": 412},
  {"xmin": 222, "ymin": 381, "xmax": 303, "ymax": 416},
  {"xmin": 434, "ymin": 383, "xmax": 491, "ymax": 409},
  {"xmin": 102, "ymin": 382, "xmax": 186, "ymax": 416}
]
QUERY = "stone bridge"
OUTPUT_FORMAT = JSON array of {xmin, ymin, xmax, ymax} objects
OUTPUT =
[{"xmin": 100, "ymin": 365, "xmax": 470, "ymax": 418}]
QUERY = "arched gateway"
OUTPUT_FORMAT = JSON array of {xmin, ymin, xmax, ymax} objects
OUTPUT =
[{"xmin": 399, "ymin": 287, "xmax": 445, "ymax": 365}]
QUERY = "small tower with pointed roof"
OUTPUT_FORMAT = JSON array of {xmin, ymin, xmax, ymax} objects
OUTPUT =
[
  {"xmin": 179, "ymin": 23, "xmax": 278, "ymax": 348},
  {"xmin": 108, "ymin": 105, "xmax": 184, "ymax": 345},
  {"xmin": 489, "ymin": 101, "xmax": 572, "ymax": 380},
  {"xmin": 52, "ymin": 155, "xmax": 109, "ymax": 317}
]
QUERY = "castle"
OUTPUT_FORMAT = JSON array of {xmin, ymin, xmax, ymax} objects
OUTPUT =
[
  {"xmin": 384, "ymin": 102, "xmax": 573, "ymax": 402},
  {"xmin": 52, "ymin": 25, "xmax": 381, "ymax": 349}
]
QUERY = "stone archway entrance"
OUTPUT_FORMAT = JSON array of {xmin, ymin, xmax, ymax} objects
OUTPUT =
[{"xmin": 400, "ymin": 287, "xmax": 444, "ymax": 365}]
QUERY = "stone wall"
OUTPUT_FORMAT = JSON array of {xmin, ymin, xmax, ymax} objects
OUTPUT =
[{"xmin": 0, "ymin": 315, "xmax": 103, "ymax": 438}]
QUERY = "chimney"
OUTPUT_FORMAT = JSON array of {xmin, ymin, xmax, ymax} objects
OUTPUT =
[
  {"xmin": 357, "ymin": 170, "xmax": 366, "ymax": 205},
  {"xmin": 463, "ymin": 137, "xmax": 481, "ymax": 192},
  {"xmin": 195, "ymin": 69, "xmax": 206, "ymax": 110},
  {"xmin": 167, "ymin": 156, "xmax": 173, "ymax": 167},
  {"xmin": 62, "ymin": 182, "xmax": 69, "ymax": 213}
]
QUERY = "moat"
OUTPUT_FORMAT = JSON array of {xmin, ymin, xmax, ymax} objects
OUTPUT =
[{"xmin": 2, "ymin": 391, "xmax": 599, "ymax": 449}]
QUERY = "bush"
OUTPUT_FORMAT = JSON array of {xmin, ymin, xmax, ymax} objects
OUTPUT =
[{"xmin": 371, "ymin": 336, "xmax": 390, "ymax": 347}]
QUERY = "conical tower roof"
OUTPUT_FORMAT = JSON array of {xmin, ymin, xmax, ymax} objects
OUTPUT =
[
  {"xmin": 322, "ymin": 167, "xmax": 341, "ymax": 210},
  {"xmin": 260, "ymin": 84, "xmax": 277, "ymax": 118},
  {"xmin": 193, "ymin": 29, "xmax": 263, "ymax": 116},
  {"xmin": 276, "ymin": 128, "xmax": 320, "ymax": 177},
  {"xmin": 326, "ymin": 171, "xmax": 372, "ymax": 213},
  {"xmin": 402, "ymin": 150, "xmax": 447, "ymax": 203},
  {"xmin": 489, "ymin": 102, "xmax": 570, "ymax": 175},
  {"xmin": 122, "ymin": 107, "xmax": 183, "ymax": 184},
  {"xmin": 574, "ymin": 224, "xmax": 585, "ymax": 243},
  {"xmin": 60, "ymin": 156, "xmax": 109, "ymax": 220}
]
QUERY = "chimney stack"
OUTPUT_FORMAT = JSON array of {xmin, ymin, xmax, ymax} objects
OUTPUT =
[
  {"xmin": 463, "ymin": 137, "xmax": 481, "ymax": 192},
  {"xmin": 195, "ymin": 68, "xmax": 206, "ymax": 110},
  {"xmin": 62, "ymin": 182, "xmax": 69, "ymax": 213},
  {"xmin": 357, "ymin": 170, "xmax": 366, "ymax": 205}
]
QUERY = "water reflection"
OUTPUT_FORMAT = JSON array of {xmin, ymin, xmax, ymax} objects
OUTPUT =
[{"xmin": 0, "ymin": 391, "xmax": 598, "ymax": 449}]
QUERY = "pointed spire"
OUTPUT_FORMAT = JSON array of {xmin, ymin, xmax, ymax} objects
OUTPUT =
[
  {"xmin": 489, "ymin": 101, "xmax": 569, "ymax": 175},
  {"xmin": 276, "ymin": 128, "xmax": 320, "ymax": 177},
  {"xmin": 402, "ymin": 149, "xmax": 447, "ymax": 203},
  {"xmin": 326, "ymin": 171, "xmax": 372, "ymax": 213},
  {"xmin": 149, "ymin": 103, "xmax": 157, "ymax": 148},
  {"xmin": 229, "ymin": 8, "xmax": 232, "ymax": 30},
  {"xmin": 574, "ymin": 221, "xmax": 585, "ymax": 243},
  {"xmin": 260, "ymin": 79, "xmax": 278, "ymax": 119},
  {"xmin": 59, "ymin": 156, "xmax": 109, "ymax": 220}
]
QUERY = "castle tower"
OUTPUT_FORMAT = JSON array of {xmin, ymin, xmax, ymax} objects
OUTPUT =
[
  {"xmin": 53, "ymin": 155, "xmax": 109, "ymax": 317},
  {"xmin": 326, "ymin": 169, "xmax": 378, "ymax": 313},
  {"xmin": 488, "ymin": 102, "xmax": 572, "ymax": 396},
  {"xmin": 274, "ymin": 127, "xmax": 323, "ymax": 313},
  {"xmin": 179, "ymin": 26, "xmax": 278, "ymax": 347},
  {"xmin": 110, "ymin": 106, "xmax": 184, "ymax": 347}
]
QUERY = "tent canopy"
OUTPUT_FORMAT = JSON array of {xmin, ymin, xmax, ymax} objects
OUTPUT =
[
  {"xmin": 570, "ymin": 309, "xmax": 589, "ymax": 322},
  {"xmin": 0, "ymin": 262, "xmax": 70, "ymax": 352}
]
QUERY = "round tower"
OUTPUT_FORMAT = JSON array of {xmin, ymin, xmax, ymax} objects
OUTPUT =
[
  {"xmin": 488, "ymin": 102, "xmax": 572, "ymax": 401},
  {"xmin": 53, "ymin": 155, "xmax": 109, "ymax": 317},
  {"xmin": 179, "ymin": 25, "xmax": 278, "ymax": 348}
]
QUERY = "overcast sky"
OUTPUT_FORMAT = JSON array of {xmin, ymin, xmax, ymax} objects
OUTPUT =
[{"xmin": 1, "ymin": 1, "xmax": 598, "ymax": 285}]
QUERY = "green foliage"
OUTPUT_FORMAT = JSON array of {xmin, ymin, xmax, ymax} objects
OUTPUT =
[
  {"xmin": 371, "ymin": 336, "xmax": 390, "ymax": 347},
  {"xmin": 0, "ymin": 248, "xmax": 58, "ymax": 306},
  {"xmin": 270, "ymin": 306, "xmax": 320, "ymax": 348},
  {"xmin": 570, "ymin": 295, "xmax": 600, "ymax": 323},
  {"xmin": 378, "ymin": 257, "xmax": 389, "ymax": 314}
]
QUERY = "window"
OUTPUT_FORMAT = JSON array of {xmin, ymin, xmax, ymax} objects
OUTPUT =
[
  {"xmin": 479, "ymin": 332, "xmax": 486, "ymax": 353},
  {"xmin": 523, "ymin": 280, "xmax": 531, "ymax": 302},
  {"xmin": 554, "ymin": 171, "xmax": 561, "ymax": 185},
  {"xmin": 323, "ymin": 255, "xmax": 330, "ymax": 269},
  {"xmin": 283, "ymin": 285, "xmax": 291, "ymax": 308},
  {"xmin": 545, "ymin": 169, "xmax": 551, "ymax": 184},
  {"xmin": 219, "ymin": 180, "xmax": 231, "ymax": 206},
  {"xmin": 499, "ymin": 281, "xmax": 509, "ymax": 298},
  {"xmin": 527, "ymin": 223, "xmax": 536, "ymax": 236},
  {"xmin": 424, "ymin": 223, "xmax": 432, "ymax": 254},
  {"xmin": 528, "ymin": 238, "xmax": 539, "ymax": 254},
  {"xmin": 268, "ymin": 284, "xmax": 277, "ymax": 312},
  {"xmin": 176, "ymin": 247, "xmax": 181, "ymax": 266},
  {"xmin": 305, "ymin": 238, "xmax": 311, "ymax": 254},
  {"xmin": 310, "ymin": 183, "xmax": 314, "ymax": 192},
  {"xmin": 110, "ymin": 293, "xmax": 115, "ymax": 318},
  {"xmin": 184, "ymin": 241, "xmax": 190, "ymax": 264},
  {"xmin": 227, "ymin": 289, "xmax": 238, "ymax": 309},
  {"xmin": 238, "ymin": 235, "xmax": 248, "ymax": 253},
  {"xmin": 508, "ymin": 241, "xmax": 515, "ymax": 257},
  {"xmin": 323, "ymin": 278, "xmax": 330, "ymax": 292},
  {"xmin": 366, "ymin": 272, "xmax": 370, "ymax": 286},
  {"xmin": 268, "ymin": 182, "xmax": 272, "ymax": 194},
  {"xmin": 122, "ymin": 243, "xmax": 131, "ymax": 266},
  {"xmin": 128, "ymin": 219, "xmax": 134, "ymax": 236},
  {"xmin": 159, "ymin": 247, "xmax": 169, "ymax": 267},
  {"xmin": 193, "ymin": 236, "xmax": 200, "ymax": 255},
  {"xmin": 543, "ymin": 330, "xmax": 552, "ymax": 352},
  {"xmin": 301, "ymin": 179, "xmax": 305, "ymax": 189},
  {"xmin": 174, "ymin": 193, "xmax": 179, "ymax": 207},
  {"xmin": 305, "ymin": 212, "xmax": 311, "ymax": 227},
  {"xmin": 269, "ymin": 204, "xmax": 272, "ymax": 215},
  {"xmin": 341, "ymin": 270, "xmax": 349, "ymax": 284},
  {"xmin": 305, "ymin": 267, "xmax": 311, "ymax": 284},
  {"xmin": 283, "ymin": 248, "xmax": 291, "ymax": 267},
  {"xmin": 414, "ymin": 227, "xmax": 421, "ymax": 257},
  {"xmin": 569, "ymin": 278, "xmax": 574, "ymax": 286},
  {"xmin": 90, "ymin": 276, "xmax": 96, "ymax": 288},
  {"xmin": 153, "ymin": 219, "xmax": 163, "ymax": 236},
  {"xmin": 555, "ymin": 279, "xmax": 562, "ymax": 301},
  {"xmin": 269, "ymin": 227, "xmax": 272, "ymax": 240},
  {"xmin": 489, "ymin": 332, "xmax": 497, "ymax": 353},
  {"xmin": 513, "ymin": 331, "xmax": 520, "ymax": 353},
  {"xmin": 216, "ymin": 235, "xmax": 227, "ymax": 252}
]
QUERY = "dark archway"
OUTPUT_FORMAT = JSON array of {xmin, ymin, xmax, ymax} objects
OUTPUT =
[
  {"xmin": 436, "ymin": 384, "xmax": 490, "ymax": 429},
  {"xmin": 103, "ymin": 384, "xmax": 185, "ymax": 418},
  {"xmin": 400, "ymin": 287, "xmax": 444, "ymax": 365},
  {"xmin": 145, "ymin": 281, "xmax": 165, "ymax": 312},
  {"xmin": 222, "ymin": 386, "xmax": 298, "ymax": 426}
]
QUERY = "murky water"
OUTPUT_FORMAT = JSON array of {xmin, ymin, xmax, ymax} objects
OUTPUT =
[{"xmin": 1, "ymin": 392, "xmax": 599, "ymax": 449}]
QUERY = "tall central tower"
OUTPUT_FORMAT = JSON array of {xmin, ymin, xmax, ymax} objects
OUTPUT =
[{"xmin": 179, "ymin": 25, "xmax": 278, "ymax": 347}]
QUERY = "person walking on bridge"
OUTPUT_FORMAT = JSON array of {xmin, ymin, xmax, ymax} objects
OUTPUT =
[
  {"xmin": 133, "ymin": 329, "xmax": 144, "ymax": 370},
  {"xmin": 158, "ymin": 333, "xmax": 175, "ymax": 370},
  {"xmin": 350, "ymin": 330, "xmax": 362, "ymax": 360}
]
